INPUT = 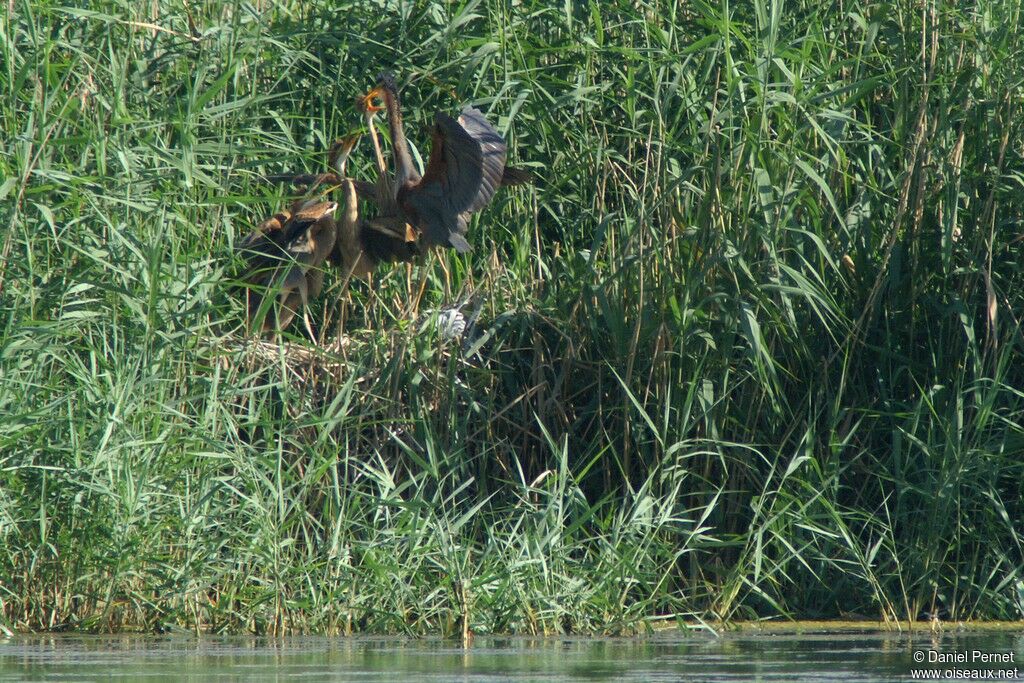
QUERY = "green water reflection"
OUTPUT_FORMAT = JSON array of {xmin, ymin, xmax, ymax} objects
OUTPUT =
[{"xmin": 1, "ymin": 629, "xmax": 1021, "ymax": 681}]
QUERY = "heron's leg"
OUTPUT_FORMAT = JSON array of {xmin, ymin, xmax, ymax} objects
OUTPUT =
[
  {"xmin": 302, "ymin": 308, "xmax": 316, "ymax": 345},
  {"xmin": 298, "ymin": 284, "xmax": 318, "ymax": 345},
  {"xmin": 409, "ymin": 260, "xmax": 430, "ymax": 318},
  {"xmin": 437, "ymin": 252, "xmax": 452, "ymax": 300}
]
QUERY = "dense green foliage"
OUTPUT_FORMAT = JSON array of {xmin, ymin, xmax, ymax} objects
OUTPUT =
[{"xmin": 2, "ymin": 0, "xmax": 1023, "ymax": 634}]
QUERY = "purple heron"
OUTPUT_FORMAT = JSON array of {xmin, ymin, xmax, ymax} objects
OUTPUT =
[
  {"xmin": 241, "ymin": 133, "xmax": 417, "ymax": 331},
  {"xmin": 237, "ymin": 196, "xmax": 339, "ymax": 333},
  {"xmin": 360, "ymin": 72, "xmax": 531, "ymax": 253}
]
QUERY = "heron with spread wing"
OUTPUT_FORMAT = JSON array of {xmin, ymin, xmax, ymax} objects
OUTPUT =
[
  {"xmin": 236, "ymin": 74, "xmax": 531, "ymax": 335},
  {"xmin": 360, "ymin": 72, "xmax": 531, "ymax": 253}
]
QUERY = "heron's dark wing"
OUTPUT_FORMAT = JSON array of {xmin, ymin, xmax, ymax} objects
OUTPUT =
[
  {"xmin": 454, "ymin": 107, "xmax": 507, "ymax": 212},
  {"xmin": 403, "ymin": 107, "xmax": 507, "ymax": 251},
  {"xmin": 360, "ymin": 216, "xmax": 420, "ymax": 265},
  {"xmin": 412, "ymin": 107, "xmax": 507, "ymax": 216}
]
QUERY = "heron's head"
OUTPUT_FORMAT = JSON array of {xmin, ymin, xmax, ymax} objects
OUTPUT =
[
  {"xmin": 328, "ymin": 134, "xmax": 360, "ymax": 175},
  {"xmin": 358, "ymin": 74, "xmax": 398, "ymax": 114},
  {"xmin": 376, "ymin": 72, "xmax": 399, "ymax": 94},
  {"xmin": 356, "ymin": 91, "xmax": 384, "ymax": 114}
]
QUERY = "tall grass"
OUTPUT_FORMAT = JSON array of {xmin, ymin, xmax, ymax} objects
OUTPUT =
[{"xmin": 1, "ymin": 0, "xmax": 1023, "ymax": 634}]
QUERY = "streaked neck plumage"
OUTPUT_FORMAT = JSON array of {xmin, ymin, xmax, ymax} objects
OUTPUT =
[{"xmin": 381, "ymin": 86, "xmax": 420, "ymax": 198}]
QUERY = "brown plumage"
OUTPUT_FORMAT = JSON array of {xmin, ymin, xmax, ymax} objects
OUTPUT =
[
  {"xmin": 362, "ymin": 73, "xmax": 532, "ymax": 253},
  {"xmin": 237, "ymin": 199, "xmax": 338, "ymax": 332},
  {"xmin": 326, "ymin": 133, "xmax": 419, "ymax": 278}
]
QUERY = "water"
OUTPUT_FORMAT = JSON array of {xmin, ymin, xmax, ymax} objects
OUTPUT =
[{"xmin": 1, "ymin": 628, "xmax": 1022, "ymax": 681}]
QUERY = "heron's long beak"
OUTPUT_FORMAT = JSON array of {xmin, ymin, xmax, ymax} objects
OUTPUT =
[{"xmin": 358, "ymin": 88, "xmax": 385, "ymax": 114}]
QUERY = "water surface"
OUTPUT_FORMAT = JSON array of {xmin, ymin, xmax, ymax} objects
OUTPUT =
[{"xmin": 1, "ymin": 628, "xmax": 1022, "ymax": 681}]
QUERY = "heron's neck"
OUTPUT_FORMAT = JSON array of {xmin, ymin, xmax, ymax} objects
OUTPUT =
[
  {"xmin": 383, "ymin": 88, "xmax": 417, "ymax": 189},
  {"xmin": 364, "ymin": 114, "xmax": 387, "ymax": 176}
]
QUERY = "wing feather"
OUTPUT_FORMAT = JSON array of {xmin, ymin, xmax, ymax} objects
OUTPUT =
[
  {"xmin": 403, "ymin": 106, "xmax": 508, "ymax": 251},
  {"xmin": 455, "ymin": 107, "xmax": 506, "ymax": 213}
]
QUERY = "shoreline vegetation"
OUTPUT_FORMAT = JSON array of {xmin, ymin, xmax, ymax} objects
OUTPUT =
[
  {"xmin": 5, "ymin": 619, "xmax": 1024, "ymax": 639},
  {"xmin": 2, "ymin": 1, "xmax": 1023, "ymax": 635}
]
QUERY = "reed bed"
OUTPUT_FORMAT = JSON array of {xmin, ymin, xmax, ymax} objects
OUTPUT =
[{"xmin": 1, "ymin": 0, "xmax": 1023, "ymax": 634}]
